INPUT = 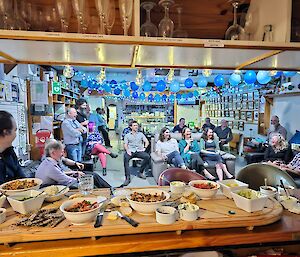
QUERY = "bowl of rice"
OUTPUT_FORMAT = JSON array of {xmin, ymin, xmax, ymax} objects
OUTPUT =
[{"xmin": 42, "ymin": 185, "xmax": 69, "ymax": 202}]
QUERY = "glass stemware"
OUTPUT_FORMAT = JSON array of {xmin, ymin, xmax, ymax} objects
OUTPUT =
[
  {"xmin": 95, "ymin": 0, "xmax": 107, "ymax": 35},
  {"xmin": 173, "ymin": 6, "xmax": 188, "ymax": 38},
  {"xmin": 56, "ymin": 0, "xmax": 71, "ymax": 32},
  {"xmin": 225, "ymin": 0, "xmax": 245, "ymax": 40},
  {"xmin": 71, "ymin": 0, "xmax": 89, "ymax": 33},
  {"xmin": 19, "ymin": 1, "xmax": 32, "ymax": 30},
  {"xmin": 0, "ymin": 0, "xmax": 13, "ymax": 29},
  {"xmin": 158, "ymin": 0, "xmax": 174, "ymax": 38},
  {"xmin": 118, "ymin": 0, "xmax": 133, "ymax": 36},
  {"xmin": 105, "ymin": 0, "xmax": 115, "ymax": 35},
  {"xmin": 140, "ymin": 1, "xmax": 158, "ymax": 37}
]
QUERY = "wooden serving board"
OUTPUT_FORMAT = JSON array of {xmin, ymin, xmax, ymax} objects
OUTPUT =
[{"xmin": 0, "ymin": 187, "xmax": 283, "ymax": 244}]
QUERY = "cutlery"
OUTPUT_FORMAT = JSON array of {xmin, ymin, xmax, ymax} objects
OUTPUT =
[
  {"xmin": 280, "ymin": 179, "xmax": 289, "ymax": 198},
  {"xmin": 116, "ymin": 211, "xmax": 139, "ymax": 227},
  {"xmin": 94, "ymin": 200, "xmax": 109, "ymax": 228}
]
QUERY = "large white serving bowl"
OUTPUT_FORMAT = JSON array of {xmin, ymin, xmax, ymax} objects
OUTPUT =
[
  {"xmin": 0, "ymin": 194, "xmax": 6, "ymax": 208},
  {"xmin": 231, "ymin": 189, "xmax": 268, "ymax": 213},
  {"xmin": 127, "ymin": 188, "xmax": 170, "ymax": 215},
  {"xmin": 42, "ymin": 185, "xmax": 69, "ymax": 202},
  {"xmin": 7, "ymin": 190, "xmax": 46, "ymax": 214},
  {"xmin": 60, "ymin": 197, "xmax": 104, "ymax": 225},
  {"xmin": 188, "ymin": 180, "xmax": 220, "ymax": 199},
  {"xmin": 218, "ymin": 179, "xmax": 249, "ymax": 199},
  {"xmin": 0, "ymin": 178, "xmax": 43, "ymax": 196}
]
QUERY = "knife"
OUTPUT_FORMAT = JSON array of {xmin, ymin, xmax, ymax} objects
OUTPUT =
[
  {"xmin": 117, "ymin": 211, "xmax": 139, "ymax": 227},
  {"xmin": 94, "ymin": 200, "xmax": 109, "ymax": 228}
]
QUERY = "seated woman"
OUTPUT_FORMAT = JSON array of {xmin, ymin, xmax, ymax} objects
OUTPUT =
[
  {"xmin": 199, "ymin": 128, "xmax": 233, "ymax": 181},
  {"xmin": 36, "ymin": 139, "xmax": 111, "ymax": 188},
  {"xmin": 156, "ymin": 127, "xmax": 186, "ymax": 169},
  {"xmin": 86, "ymin": 131, "xmax": 118, "ymax": 176},
  {"xmin": 272, "ymin": 152, "xmax": 300, "ymax": 178},
  {"xmin": 179, "ymin": 127, "xmax": 215, "ymax": 180},
  {"xmin": 263, "ymin": 133, "xmax": 293, "ymax": 165}
]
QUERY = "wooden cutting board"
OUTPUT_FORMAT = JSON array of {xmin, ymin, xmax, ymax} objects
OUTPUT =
[{"xmin": 0, "ymin": 188, "xmax": 283, "ymax": 244}]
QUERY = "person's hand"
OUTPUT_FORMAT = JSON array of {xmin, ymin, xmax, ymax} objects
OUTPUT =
[
  {"xmin": 162, "ymin": 154, "xmax": 168, "ymax": 161},
  {"xmin": 75, "ymin": 162, "xmax": 84, "ymax": 170},
  {"xmin": 126, "ymin": 150, "xmax": 132, "ymax": 156},
  {"xmin": 220, "ymin": 139, "xmax": 226, "ymax": 143},
  {"xmin": 77, "ymin": 171, "xmax": 85, "ymax": 177},
  {"xmin": 82, "ymin": 120, "xmax": 89, "ymax": 126}
]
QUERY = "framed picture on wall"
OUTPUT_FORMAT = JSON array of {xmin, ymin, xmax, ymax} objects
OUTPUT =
[
  {"xmin": 228, "ymin": 121, "xmax": 233, "ymax": 128},
  {"xmin": 243, "ymin": 93, "xmax": 248, "ymax": 101},
  {"xmin": 254, "ymin": 111, "xmax": 259, "ymax": 121},
  {"xmin": 238, "ymin": 121, "xmax": 244, "ymax": 131},
  {"xmin": 248, "ymin": 101, "xmax": 254, "ymax": 110},
  {"xmin": 254, "ymin": 100, "xmax": 259, "ymax": 109},
  {"xmin": 224, "ymin": 111, "xmax": 229, "ymax": 117},
  {"xmin": 234, "ymin": 111, "xmax": 240, "ymax": 120},
  {"xmin": 228, "ymin": 102, "xmax": 233, "ymax": 110},
  {"xmin": 254, "ymin": 91, "xmax": 260, "ymax": 99},
  {"xmin": 248, "ymin": 92, "xmax": 253, "ymax": 100},
  {"xmin": 229, "ymin": 95, "xmax": 233, "ymax": 102},
  {"xmin": 229, "ymin": 111, "xmax": 234, "ymax": 118},
  {"xmin": 246, "ymin": 111, "xmax": 253, "ymax": 121},
  {"xmin": 236, "ymin": 101, "xmax": 241, "ymax": 109},
  {"xmin": 242, "ymin": 101, "xmax": 248, "ymax": 110},
  {"xmin": 237, "ymin": 94, "xmax": 242, "ymax": 101},
  {"xmin": 240, "ymin": 111, "xmax": 246, "ymax": 120},
  {"xmin": 233, "ymin": 121, "xmax": 239, "ymax": 130}
]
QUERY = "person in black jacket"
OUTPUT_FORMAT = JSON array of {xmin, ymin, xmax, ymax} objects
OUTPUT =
[
  {"xmin": 264, "ymin": 133, "xmax": 293, "ymax": 164},
  {"xmin": 0, "ymin": 111, "xmax": 25, "ymax": 185},
  {"xmin": 76, "ymin": 98, "xmax": 89, "ymax": 159}
]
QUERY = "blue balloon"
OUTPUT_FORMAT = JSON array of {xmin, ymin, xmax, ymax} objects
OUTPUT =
[
  {"xmin": 140, "ymin": 92, "xmax": 146, "ymax": 100},
  {"xmin": 176, "ymin": 94, "xmax": 182, "ymax": 100},
  {"xmin": 162, "ymin": 94, "xmax": 167, "ymax": 101},
  {"xmin": 142, "ymin": 81, "xmax": 152, "ymax": 92},
  {"xmin": 156, "ymin": 80, "xmax": 166, "ymax": 92},
  {"xmin": 123, "ymin": 89, "xmax": 130, "ymax": 97},
  {"xmin": 188, "ymin": 92, "xmax": 193, "ymax": 98},
  {"xmin": 257, "ymin": 71, "xmax": 271, "ymax": 84},
  {"xmin": 229, "ymin": 73, "xmax": 241, "ymax": 86},
  {"xmin": 130, "ymin": 81, "xmax": 139, "ymax": 91},
  {"xmin": 88, "ymin": 80, "xmax": 94, "ymax": 89},
  {"xmin": 103, "ymin": 83, "xmax": 111, "ymax": 93},
  {"xmin": 274, "ymin": 71, "xmax": 283, "ymax": 78},
  {"xmin": 170, "ymin": 80, "xmax": 180, "ymax": 93},
  {"xmin": 214, "ymin": 75, "xmax": 225, "ymax": 87},
  {"xmin": 193, "ymin": 90, "xmax": 200, "ymax": 98},
  {"xmin": 81, "ymin": 79, "xmax": 88, "ymax": 88},
  {"xmin": 244, "ymin": 70, "xmax": 256, "ymax": 84},
  {"xmin": 154, "ymin": 94, "xmax": 161, "ymax": 102},
  {"xmin": 197, "ymin": 76, "xmax": 207, "ymax": 88},
  {"xmin": 114, "ymin": 88, "xmax": 121, "ymax": 95},
  {"xmin": 283, "ymin": 71, "xmax": 297, "ymax": 77},
  {"xmin": 169, "ymin": 95, "xmax": 175, "ymax": 102},
  {"xmin": 132, "ymin": 91, "xmax": 139, "ymax": 99},
  {"xmin": 121, "ymin": 81, "xmax": 128, "ymax": 90},
  {"xmin": 148, "ymin": 93, "xmax": 154, "ymax": 102},
  {"xmin": 184, "ymin": 78, "xmax": 194, "ymax": 88},
  {"xmin": 110, "ymin": 80, "xmax": 117, "ymax": 86}
]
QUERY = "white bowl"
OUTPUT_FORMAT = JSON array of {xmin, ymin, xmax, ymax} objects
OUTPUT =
[
  {"xmin": 218, "ymin": 179, "xmax": 248, "ymax": 199},
  {"xmin": 188, "ymin": 180, "xmax": 220, "ymax": 199},
  {"xmin": 7, "ymin": 190, "xmax": 46, "ymax": 214},
  {"xmin": 0, "ymin": 194, "xmax": 6, "ymax": 207},
  {"xmin": 260, "ymin": 186, "xmax": 277, "ymax": 198},
  {"xmin": 178, "ymin": 203, "xmax": 199, "ymax": 221},
  {"xmin": 0, "ymin": 178, "xmax": 43, "ymax": 196},
  {"xmin": 156, "ymin": 206, "xmax": 177, "ymax": 225},
  {"xmin": 278, "ymin": 196, "xmax": 298, "ymax": 210},
  {"xmin": 60, "ymin": 197, "xmax": 102, "ymax": 225},
  {"xmin": 231, "ymin": 189, "xmax": 268, "ymax": 213},
  {"xmin": 127, "ymin": 188, "xmax": 170, "ymax": 215},
  {"xmin": 42, "ymin": 185, "xmax": 69, "ymax": 202},
  {"xmin": 170, "ymin": 181, "xmax": 186, "ymax": 194},
  {"xmin": 0, "ymin": 208, "xmax": 6, "ymax": 224}
]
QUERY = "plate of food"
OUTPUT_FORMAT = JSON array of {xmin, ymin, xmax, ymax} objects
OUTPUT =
[
  {"xmin": 0, "ymin": 178, "xmax": 43, "ymax": 196},
  {"xmin": 188, "ymin": 180, "xmax": 220, "ymax": 199},
  {"xmin": 42, "ymin": 185, "xmax": 69, "ymax": 202}
]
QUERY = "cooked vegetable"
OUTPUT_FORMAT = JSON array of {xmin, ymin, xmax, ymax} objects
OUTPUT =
[
  {"xmin": 64, "ymin": 200, "xmax": 99, "ymax": 212},
  {"xmin": 130, "ymin": 192, "xmax": 166, "ymax": 202},
  {"xmin": 193, "ymin": 182, "xmax": 217, "ymax": 189},
  {"xmin": 2, "ymin": 180, "xmax": 37, "ymax": 190},
  {"xmin": 237, "ymin": 189, "xmax": 260, "ymax": 199}
]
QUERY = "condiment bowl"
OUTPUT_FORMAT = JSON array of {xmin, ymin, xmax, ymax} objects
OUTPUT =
[
  {"xmin": 170, "ymin": 181, "xmax": 186, "ymax": 194},
  {"xmin": 7, "ymin": 190, "xmax": 46, "ymax": 214},
  {"xmin": 218, "ymin": 179, "xmax": 248, "ymax": 199},
  {"xmin": 0, "ymin": 178, "xmax": 43, "ymax": 196},
  {"xmin": 127, "ymin": 188, "xmax": 170, "ymax": 215},
  {"xmin": 156, "ymin": 206, "xmax": 177, "ymax": 224},
  {"xmin": 188, "ymin": 180, "xmax": 220, "ymax": 199},
  {"xmin": 178, "ymin": 203, "xmax": 199, "ymax": 221},
  {"xmin": 260, "ymin": 186, "xmax": 277, "ymax": 198}
]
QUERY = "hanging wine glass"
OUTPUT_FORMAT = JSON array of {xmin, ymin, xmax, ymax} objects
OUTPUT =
[
  {"xmin": 225, "ymin": 0, "xmax": 245, "ymax": 40},
  {"xmin": 158, "ymin": 0, "xmax": 174, "ymax": 38},
  {"xmin": 140, "ymin": 1, "xmax": 158, "ymax": 37},
  {"xmin": 105, "ymin": 0, "xmax": 115, "ymax": 35},
  {"xmin": 19, "ymin": 0, "xmax": 32, "ymax": 30},
  {"xmin": 43, "ymin": 5, "xmax": 60, "ymax": 32},
  {"xmin": 173, "ymin": 5, "xmax": 188, "ymax": 38},
  {"xmin": 71, "ymin": 0, "xmax": 89, "ymax": 33},
  {"xmin": 56, "ymin": 0, "xmax": 71, "ymax": 32},
  {"xmin": 0, "ymin": 0, "xmax": 13, "ymax": 29},
  {"xmin": 95, "ymin": 0, "xmax": 107, "ymax": 35},
  {"xmin": 118, "ymin": 0, "xmax": 133, "ymax": 36}
]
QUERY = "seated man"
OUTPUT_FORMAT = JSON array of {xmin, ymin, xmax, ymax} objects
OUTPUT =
[
  {"xmin": 202, "ymin": 117, "xmax": 215, "ymax": 131},
  {"xmin": 121, "ymin": 119, "xmax": 133, "ymax": 140},
  {"xmin": 278, "ymin": 152, "xmax": 300, "ymax": 177},
  {"xmin": 123, "ymin": 121, "xmax": 150, "ymax": 186},
  {"xmin": 36, "ymin": 139, "xmax": 111, "ymax": 188},
  {"xmin": 268, "ymin": 115, "xmax": 287, "ymax": 141},
  {"xmin": 214, "ymin": 120, "xmax": 233, "ymax": 151},
  {"xmin": 172, "ymin": 118, "xmax": 187, "ymax": 133}
]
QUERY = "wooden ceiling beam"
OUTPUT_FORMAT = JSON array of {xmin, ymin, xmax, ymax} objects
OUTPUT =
[{"xmin": 0, "ymin": 50, "xmax": 16, "ymax": 62}]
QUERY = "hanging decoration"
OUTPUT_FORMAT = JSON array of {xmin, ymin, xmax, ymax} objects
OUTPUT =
[
  {"xmin": 140, "ymin": 92, "xmax": 146, "ymax": 100},
  {"xmin": 184, "ymin": 78, "xmax": 194, "ymax": 88},
  {"xmin": 130, "ymin": 81, "xmax": 139, "ymax": 91},
  {"xmin": 244, "ymin": 70, "xmax": 256, "ymax": 84},
  {"xmin": 167, "ymin": 68, "xmax": 175, "ymax": 83},
  {"xmin": 257, "ymin": 71, "xmax": 271, "ymax": 84},
  {"xmin": 123, "ymin": 89, "xmax": 131, "ymax": 98},
  {"xmin": 176, "ymin": 94, "xmax": 182, "ymax": 100},
  {"xmin": 169, "ymin": 94, "xmax": 175, "ymax": 102},
  {"xmin": 193, "ymin": 90, "xmax": 200, "ymax": 98},
  {"xmin": 214, "ymin": 74, "xmax": 225, "ymax": 87},
  {"xmin": 202, "ymin": 69, "xmax": 212, "ymax": 77},
  {"xmin": 156, "ymin": 80, "xmax": 166, "ymax": 92},
  {"xmin": 132, "ymin": 91, "xmax": 139, "ymax": 99},
  {"xmin": 81, "ymin": 79, "xmax": 88, "ymax": 88},
  {"xmin": 169, "ymin": 80, "xmax": 180, "ymax": 93},
  {"xmin": 148, "ymin": 93, "xmax": 154, "ymax": 102},
  {"xmin": 142, "ymin": 80, "xmax": 152, "ymax": 92},
  {"xmin": 197, "ymin": 76, "xmax": 208, "ymax": 88},
  {"xmin": 63, "ymin": 65, "xmax": 75, "ymax": 79},
  {"xmin": 96, "ymin": 67, "xmax": 106, "ymax": 84},
  {"xmin": 103, "ymin": 83, "xmax": 112, "ymax": 93},
  {"xmin": 113, "ymin": 88, "xmax": 121, "ymax": 95},
  {"xmin": 283, "ymin": 71, "xmax": 297, "ymax": 77},
  {"xmin": 162, "ymin": 94, "xmax": 167, "ymax": 101},
  {"xmin": 229, "ymin": 72, "xmax": 241, "ymax": 86},
  {"xmin": 154, "ymin": 94, "xmax": 161, "ymax": 101}
]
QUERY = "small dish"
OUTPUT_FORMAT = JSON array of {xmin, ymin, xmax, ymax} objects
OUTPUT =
[
  {"xmin": 156, "ymin": 206, "xmax": 177, "ymax": 225},
  {"xmin": 170, "ymin": 181, "xmax": 186, "ymax": 194},
  {"xmin": 218, "ymin": 179, "xmax": 248, "ymax": 199},
  {"xmin": 260, "ymin": 186, "xmax": 277, "ymax": 198},
  {"xmin": 178, "ymin": 203, "xmax": 199, "ymax": 221}
]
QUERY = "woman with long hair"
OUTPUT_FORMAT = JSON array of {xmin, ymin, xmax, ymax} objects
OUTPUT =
[
  {"xmin": 264, "ymin": 133, "xmax": 293, "ymax": 164},
  {"xmin": 156, "ymin": 127, "xmax": 186, "ymax": 169},
  {"xmin": 179, "ymin": 127, "xmax": 215, "ymax": 180},
  {"xmin": 199, "ymin": 128, "xmax": 233, "ymax": 181}
]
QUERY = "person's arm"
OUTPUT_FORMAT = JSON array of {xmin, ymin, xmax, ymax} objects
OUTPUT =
[
  {"xmin": 124, "ymin": 134, "xmax": 131, "ymax": 155},
  {"xmin": 142, "ymin": 134, "xmax": 149, "ymax": 149},
  {"xmin": 61, "ymin": 157, "xmax": 84, "ymax": 170},
  {"xmin": 284, "ymin": 146, "xmax": 293, "ymax": 164},
  {"xmin": 281, "ymin": 127, "xmax": 287, "ymax": 140},
  {"xmin": 225, "ymin": 128, "xmax": 233, "ymax": 143},
  {"xmin": 214, "ymin": 137, "xmax": 220, "ymax": 151},
  {"xmin": 178, "ymin": 140, "xmax": 187, "ymax": 154},
  {"xmin": 156, "ymin": 141, "xmax": 166, "ymax": 160},
  {"xmin": 47, "ymin": 164, "xmax": 77, "ymax": 186}
]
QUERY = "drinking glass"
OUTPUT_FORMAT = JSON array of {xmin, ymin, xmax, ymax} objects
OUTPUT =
[
  {"xmin": 95, "ymin": 0, "xmax": 107, "ymax": 35},
  {"xmin": 225, "ymin": 1, "xmax": 245, "ymax": 40},
  {"xmin": 140, "ymin": 1, "xmax": 158, "ymax": 37},
  {"xmin": 71, "ymin": 0, "xmax": 89, "ymax": 33},
  {"xmin": 173, "ymin": 6, "xmax": 188, "ymax": 38},
  {"xmin": 56, "ymin": 0, "xmax": 71, "ymax": 32},
  {"xmin": 105, "ymin": 0, "xmax": 115, "ymax": 35},
  {"xmin": 158, "ymin": 0, "xmax": 174, "ymax": 38},
  {"xmin": 0, "ymin": 0, "xmax": 13, "ymax": 29},
  {"xmin": 118, "ymin": 0, "xmax": 133, "ymax": 36},
  {"xmin": 79, "ymin": 175, "xmax": 94, "ymax": 195}
]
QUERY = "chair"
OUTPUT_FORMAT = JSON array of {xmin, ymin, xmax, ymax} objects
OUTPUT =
[
  {"xmin": 229, "ymin": 133, "xmax": 241, "ymax": 153},
  {"xmin": 158, "ymin": 168, "xmax": 206, "ymax": 186},
  {"xmin": 236, "ymin": 163, "xmax": 297, "ymax": 190}
]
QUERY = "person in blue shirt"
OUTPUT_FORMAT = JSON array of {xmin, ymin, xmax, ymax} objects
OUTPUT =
[{"xmin": 0, "ymin": 111, "xmax": 25, "ymax": 185}]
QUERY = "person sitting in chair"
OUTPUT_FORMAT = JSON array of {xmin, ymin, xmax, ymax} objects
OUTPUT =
[
  {"xmin": 156, "ymin": 127, "xmax": 186, "ymax": 169},
  {"xmin": 172, "ymin": 118, "xmax": 187, "ymax": 133},
  {"xmin": 267, "ymin": 115, "xmax": 287, "ymax": 141},
  {"xmin": 202, "ymin": 117, "xmax": 215, "ymax": 131},
  {"xmin": 122, "ymin": 121, "xmax": 150, "ymax": 187},
  {"xmin": 214, "ymin": 119, "xmax": 233, "ymax": 151}
]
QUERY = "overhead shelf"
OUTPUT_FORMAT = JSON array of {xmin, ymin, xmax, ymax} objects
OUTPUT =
[{"xmin": 0, "ymin": 30, "xmax": 299, "ymax": 70}]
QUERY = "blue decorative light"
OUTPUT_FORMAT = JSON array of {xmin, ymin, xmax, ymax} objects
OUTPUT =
[
  {"xmin": 154, "ymin": 94, "xmax": 161, "ymax": 101},
  {"xmin": 257, "ymin": 71, "xmax": 271, "ymax": 84},
  {"xmin": 193, "ymin": 90, "xmax": 200, "ymax": 98},
  {"xmin": 140, "ymin": 92, "xmax": 146, "ymax": 100},
  {"xmin": 229, "ymin": 73, "xmax": 241, "ymax": 86},
  {"xmin": 170, "ymin": 80, "xmax": 180, "ymax": 93},
  {"xmin": 188, "ymin": 92, "xmax": 193, "ymax": 98},
  {"xmin": 169, "ymin": 95, "xmax": 175, "ymax": 102},
  {"xmin": 142, "ymin": 80, "xmax": 152, "ymax": 92},
  {"xmin": 184, "ymin": 78, "xmax": 194, "ymax": 88},
  {"xmin": 244, "ymin": 70, "xmax": 256, "ymax": 84},
  {"xmin": 156, "ymin": 80, "xmax": 166, "ymax": 92},
  {"xmin": 130, "ymin": 81, "xmax": 139, "ymax": 91},
  {"xmin": 214, "ymin": 74, "xmax": 225, "ymax": 87},
  {"xmin": 103, "ymin": 83, "xmax": 112, "ymax": 93},
  {"xmin": 197, "ymin": 76, "xmax": 207, "ymax": 88}
]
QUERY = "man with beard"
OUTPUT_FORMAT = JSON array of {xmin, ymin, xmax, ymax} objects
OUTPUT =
[
  {"xmin": 76, "ymin": 98, "xmax": 89, "ymax": 159},
  {"xmin": 268, "ymin": 115, "xmax": 287, "ymax": 141}
]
